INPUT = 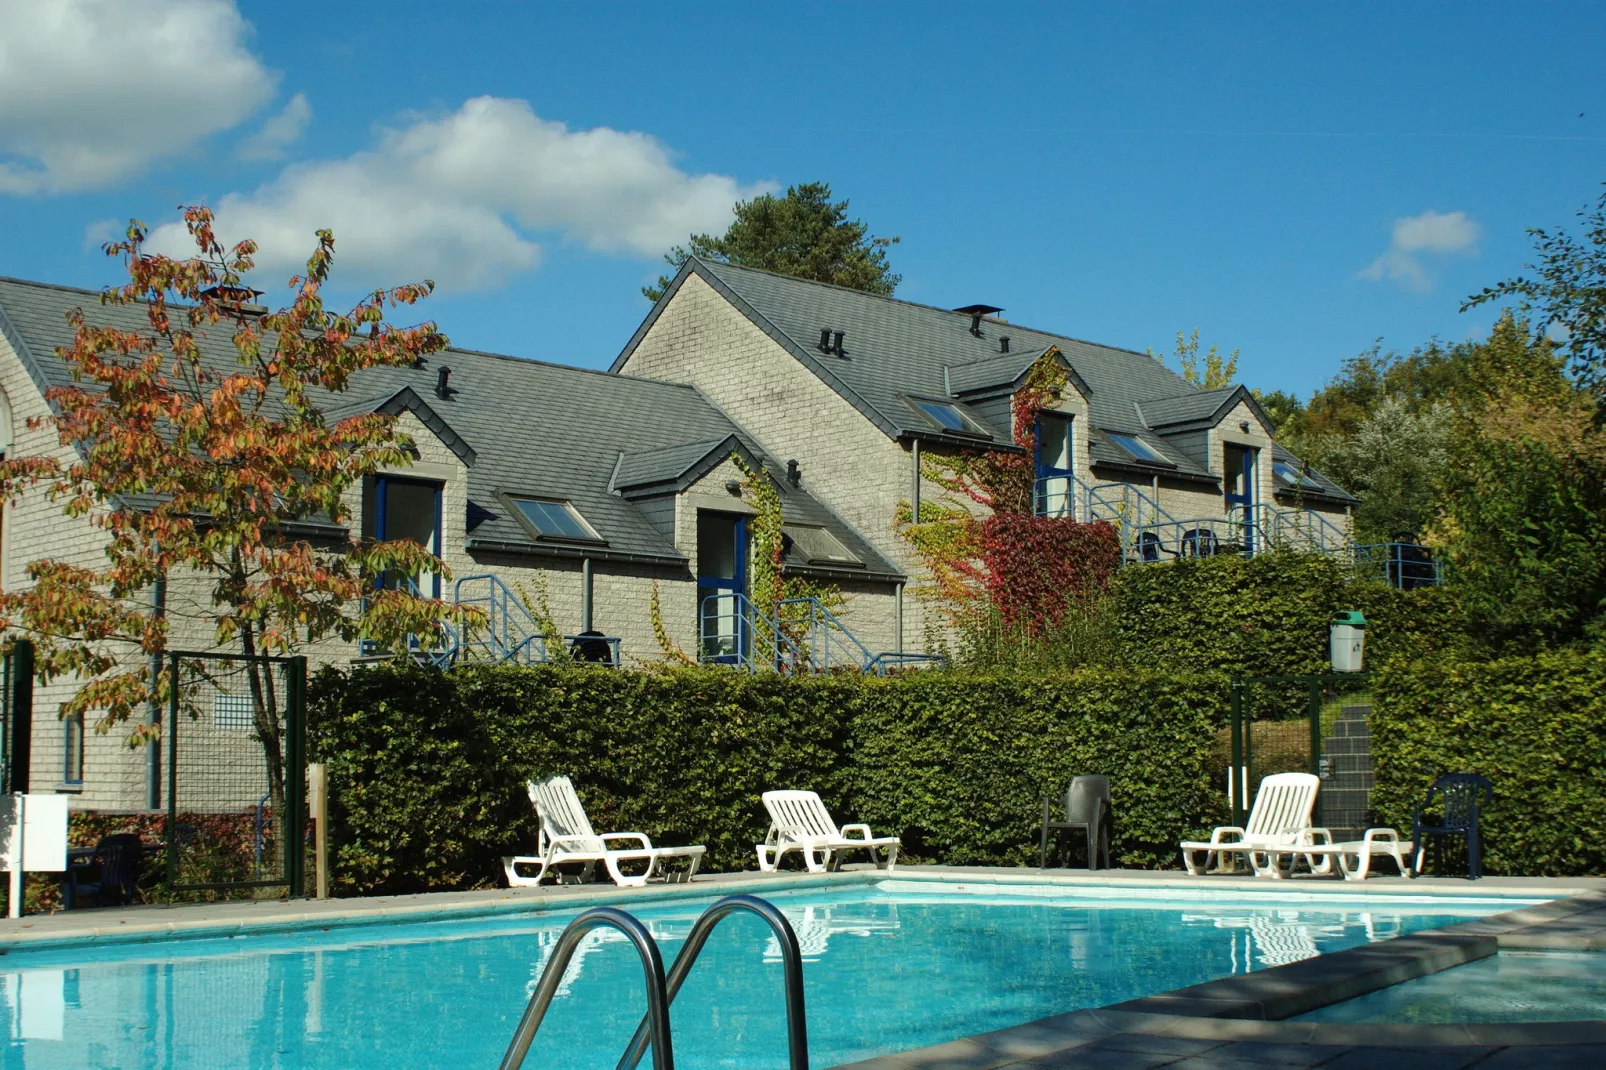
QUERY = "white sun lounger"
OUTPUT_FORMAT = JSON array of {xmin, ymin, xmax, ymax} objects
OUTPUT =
[
  {"xmin": 1265, "ymin": 828, "xmax": 1417, "ymax": 881},
  {"xmin": 756, "ymin": 790, "xmax": 900, "ymax": 873},
  {"xmin": 502, "ymin": 776, "xmax": 705, "ymax": 888},
  {"xmin": 1180, "ymin": 772, "xmax": 1330, "ymax": 878}
]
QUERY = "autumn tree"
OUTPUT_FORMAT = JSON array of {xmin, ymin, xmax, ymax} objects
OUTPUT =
[
  {"xmin": 1149, "ymin": 329, "xmax": 1239, "ymax": 389},
  {"xmin": 644, "ymin": 181, "xmax": 900, "ymax": 301},
  {"xmin": 0, "ymin": 207, "xmax": 476, "ymax": 838}
]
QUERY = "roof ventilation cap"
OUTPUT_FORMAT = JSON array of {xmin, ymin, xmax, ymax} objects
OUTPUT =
[
  {"xmin": 953, "ymin": 303, "xmax": 1004, "ymax": 337},
  {"xmin": 999, "ymin": 336, "xmax": 1010, "ymax": 354},
  {"xmin": 832, "ymin": 330, "xmax": 845, "ymax": 357},
  {"xmin": 435, "ymin": 366, "xmax": 452, "ymax": 400},
  {"xmin": 818, "ymin": 328, "xmax": 833, "ymax": 353},
  {"xmin": 201, "ymin": 285, "xmax": 267, "ymax": 317}
]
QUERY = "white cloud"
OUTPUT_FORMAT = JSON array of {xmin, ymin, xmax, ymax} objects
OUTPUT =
[
  {"xmin": 237, "ymin": 93, "xmax": 311, "ymax": 161},
  {"xmin": 149, "ymin": 97, "xmax": 771, "ymax": 291},
  {"xmin": 1360, "ymin": 210, "xmax": 1481, "ymax": 290},
  {"xmin": 0, "ymin": 0, "xmax": 275, "ymax": 193}
]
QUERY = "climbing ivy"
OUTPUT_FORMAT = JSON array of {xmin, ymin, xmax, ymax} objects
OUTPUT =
[{"xmin": 894, "ymin": 350, "xmax": 1119, "ymax": 643}]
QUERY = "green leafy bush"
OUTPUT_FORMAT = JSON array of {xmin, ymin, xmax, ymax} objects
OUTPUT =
[
  {"xmin": 1110, "ymin": 551, "xmax": 1464, "ymax": 677},
  {"xmin": 307, "ymin": 663, "xmax": 1227, "ymax": 895},
  {"xmin": 1371, "ymin": 649, "xmax": 1606, "ymax": 876}
]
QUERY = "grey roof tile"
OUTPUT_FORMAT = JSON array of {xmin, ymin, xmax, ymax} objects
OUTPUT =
[
  {"xmin": 626, "ymin": 260, "xmax": 1253, "ymax": 480},
  {"xmin": 0, "ymin": 276, "xmax": 899, "ymax": 578}
]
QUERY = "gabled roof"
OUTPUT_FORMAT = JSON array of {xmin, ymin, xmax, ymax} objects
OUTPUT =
[
  {"xmin": 615, "ymin": 259, "xmax": 1241, "ymax": 479},
  {"xmin": 0, "ymin": 276, "xmax": 899, "ymax": 578},
  {"xmin": 612, "ymin": 434, "xmax": 754, "ymax": 495},
  {"xmin": 1139, "ymin": 384, "xmax": 1271, "ymax": 432},
  {"xmin": 945, "ymin": 345, "xmax": 1095, "ymax": 401}
]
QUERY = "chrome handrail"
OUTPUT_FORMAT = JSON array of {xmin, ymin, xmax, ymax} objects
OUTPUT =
[
  {"xmin": 500, "ymin": 907, "xmax": 675, "ymax": 1070},
  {"xmin": 617, "ymin": 894, "xmax": 809, "ymax": 1070}
]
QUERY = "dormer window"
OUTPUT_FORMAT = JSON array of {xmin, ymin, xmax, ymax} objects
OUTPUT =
[
  {"xmin": 1273, "ymin": 460, "xmax": 1322, "ymax": 490},
  {"xmin": 909, "ymin": 398, "xmax": 986, "ymax": 436},
  {"xmin": 1105, "ymin": 431, "xmax": 1172, "ymax": 466},
  {"xmin": 504, "ymin": 494, "xmax": 603, "ymax": 543}
]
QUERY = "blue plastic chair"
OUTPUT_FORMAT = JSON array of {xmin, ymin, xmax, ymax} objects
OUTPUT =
[{"xmin": 1412, "ymin": 774, "xmax": 1494, "ymax": 879}]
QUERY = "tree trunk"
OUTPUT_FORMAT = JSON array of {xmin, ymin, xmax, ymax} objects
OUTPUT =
[{"xmin": 240, "ymin": 620, "xmax": 288, "ymax": 885}]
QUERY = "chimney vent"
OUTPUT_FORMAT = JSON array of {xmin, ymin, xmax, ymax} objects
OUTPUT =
[
  {"xmin": 787, "ymin": 459, "xmax": 801, "ymax": 487},
  {"xmin": 832, "ymin": 330, "xmax": 845, "ymax": 356},
  {"xmin": 200, "ymin": 284, "xmax": 267, "ymax": 318},
  {"xmin": 435, "ymin": 366, "xmax": 452, "ymax": 400},
  {"xmin": 999, "ymin": 336, "xmax": 1010, "ymax": 354},
  {"xmin": 818, "ymin": 328, "xmax": 832, "ymax": 353},
  {"xmin": 952, "ymin": 303, "xmax": 1004, "ymax": 338}
]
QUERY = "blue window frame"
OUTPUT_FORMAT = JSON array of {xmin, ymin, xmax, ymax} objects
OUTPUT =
[
  {"xmin": 1224, "ymin": 443, "xmax": 1259, "ymax": 552},
  {"xmin": 1106, "ymin": 432, "xmax": 1169, "ymax": 465},
  {"xmin": 367, "ymin": 475, "xmax": 443, "ymax": 597},
  {"xmin": 697, "ymin": 512, "xmax": 748, "ymax": 664},
  {"xmin": 1034, "ymin": 412, "xmax": 1075, "ymax": 518}
]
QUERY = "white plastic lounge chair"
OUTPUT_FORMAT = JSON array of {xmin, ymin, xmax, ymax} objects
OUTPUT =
[
  {"xmin": 1180, "ymin": 772, "xmax": 1330, "ymax": 879},
  {"xmin": 756, "ymin": 790, "xmax": 900, "ymax": 873},
  {"xmin": 502, "ymin": 776, "xmax": 705, "ymax": 888},
  {"xmin": 1267, "ymin": 828, "xmax": 1417, "ymax": 881}
]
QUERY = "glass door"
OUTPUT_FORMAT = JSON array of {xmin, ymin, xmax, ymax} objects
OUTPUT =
[
  {"xmin": 1034, "ymin": 413, "xmax": 1075, "ymax": 519},
  {"xmin": 1223, "ymin": 444, "xmax": 1258, "ymax": 552},
  {"xmin": 697, "ymin": 512, "xmax": 748, "ymax": 663}
]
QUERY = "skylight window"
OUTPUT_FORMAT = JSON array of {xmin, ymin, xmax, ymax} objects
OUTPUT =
[
  {"xmin": 1106, "ymin": 432, "xmax": 1170, "ymax": 465},
  {"xmin": 1273, "ymin": 460, "xmax": 1323, "ymax": 490},
  {"xmin": 911, "ymin": 398, "xmax": 982, "ymax": 435},
  {"xmin": 506, "ymin": 495, "xmax": 600, "ymax": 542},
  {"xmin": 784, "ymin": 525, "xmax": 863, "ymax": 567}
]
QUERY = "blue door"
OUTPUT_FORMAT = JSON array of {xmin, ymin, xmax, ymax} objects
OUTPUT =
[
  {"xmin": 697, "ymin": 512, "xmax": 748, "ymax": 663},
  {"xmin": 370, "ymin": 475, "xmax": 443, "ymax": 596},
  {"xmin": 1223, "ymin": 445, "xmax": 1257, "ymax": 552}
]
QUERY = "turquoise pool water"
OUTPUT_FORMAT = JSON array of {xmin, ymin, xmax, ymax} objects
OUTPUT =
[
  {"xmin": 1298, "ymin": 949, "xmax": 1606, "ymax": 1024},
  {"xmin": 0, "ymin": 885, "xmax": 1527, "ymax": 1069}
]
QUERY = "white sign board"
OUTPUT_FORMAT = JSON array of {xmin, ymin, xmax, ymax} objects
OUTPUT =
[{"xmin": 0, "ymin": 794, "xmax": 69, "ymax": 873}]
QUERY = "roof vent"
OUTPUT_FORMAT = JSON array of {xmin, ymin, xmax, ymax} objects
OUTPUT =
[
  {"xmin": 832, "ymin": 330, "xmax": 845, "ymax": 357},
  {"xmin": 787, "ymin": 459, "xmax": 801, "ymax": 488},
  {"xmin": 953, "ymin": 303, "xmax": 1004, "ymax": 337},
  {"xmin": 818, "ymin": 328, "xmax": 833, "ymax": 353},
  {"xmin": 999, "ymin": 336, "xmax": 1010, "ymax": 354},
  {"xmin": 435, "ymin": 366, "xmax": 452, "ymax": 400},
  {"xmin": 200, "ymin": 285, "xmax": 267, "ymax": 317}
]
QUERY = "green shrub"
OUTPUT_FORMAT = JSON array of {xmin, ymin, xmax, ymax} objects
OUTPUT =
[
  {"xmin": 1110, "ymin": 551, "xmax": 1465, "ymax": 677},
  {"xmin": 307, "ymin": 663, "xmax": 1227, "ymax": 895},
  {"xmin": 1371, "ymin": 648, "xmax": 1606, "ymax": 876}
]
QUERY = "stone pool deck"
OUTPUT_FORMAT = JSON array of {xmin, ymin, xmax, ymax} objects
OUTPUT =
[{"xmin": 2, "ymin": 865, "xmax": 1602, "ymax": 1067}]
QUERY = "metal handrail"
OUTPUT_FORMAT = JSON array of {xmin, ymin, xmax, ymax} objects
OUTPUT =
[
  {"xmin": 617, "ymin": 894, "xmax": 808, "ymax": 1070},
  {"xmin": 500, "ymin": 906, "xmax": 674, "ymax": 1070},
  {"xmin": 776, "ymin": 596, "xmax": 875, "ymax": 672}
]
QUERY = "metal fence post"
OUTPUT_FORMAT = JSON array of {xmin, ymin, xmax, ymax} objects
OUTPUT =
[
  {"xmin": 285, "ymin": 656, "xmax": 307, "ymax": 898},
  {"xmin": 4, "ymin": 639, "xmax": 34, "ymax": 795},
  {"xmin": 1229, "ymin": 677, "xmax": 1245, "ymax": 829},
  {"xmin": 166, "ymin": 652, "xmax": 180, "ymax": 888}
]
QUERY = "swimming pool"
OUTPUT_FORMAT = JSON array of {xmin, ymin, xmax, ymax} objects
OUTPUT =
[
  {"xmin": 0, "ymin": 883, "xmax": 1537, "ymax": 1069},
  {"xmin": 1297, "ymin": 948, "xmax": 1606, "ymax": 1024}
]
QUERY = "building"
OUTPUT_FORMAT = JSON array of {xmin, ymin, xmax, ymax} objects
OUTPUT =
[{"xmin": 1, "ymin": 264, "xmax": 1365, "ymax": 809}]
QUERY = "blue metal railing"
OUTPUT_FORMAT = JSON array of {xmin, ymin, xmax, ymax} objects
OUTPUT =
[
  {"xmin": 700, "ymin": 593, "xmax": 942, "ymax": 674},
  {"xmin": 1355, "ymin": 542, "xmax": 1441, "ymax": 589},
  {"xmin": 776, "ymin": 597, "xmax": 876, "ymax": 673}
]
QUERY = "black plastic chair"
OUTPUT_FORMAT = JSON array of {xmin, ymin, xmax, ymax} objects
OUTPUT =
[
  {"xmin": 1039, "ymin": 776, "xmax": 1112, "ymax": 870},
  {"xmin": 65, "ymin": 833, "xmax": 144, "ymax": 908},
  {"xmin": 1412, "ymin": 774, "xmax": 1494, "ymax": 879},
  {"xmin": 1180, "ymin": 529, "xmax": 1218, "ymax": 558},
  {"xmin": 568, "ymin": 630, "xmax": 616, "ymax": 667}
]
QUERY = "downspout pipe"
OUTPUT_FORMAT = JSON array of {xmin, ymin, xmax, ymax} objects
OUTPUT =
[
  {"xmin": 581, "ymin": 558, "xmax": 594, "ymax": 633},
  {"xmin": 910, "ymin": 439, "xmax": 922, "ymax": 523}
]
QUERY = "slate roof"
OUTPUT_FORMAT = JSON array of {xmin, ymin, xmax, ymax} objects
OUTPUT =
[{"xmin": 0, "ymin": 276, "xmax": 901, "ymax": 580}]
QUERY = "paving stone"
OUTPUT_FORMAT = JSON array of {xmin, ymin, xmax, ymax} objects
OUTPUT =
[
  {"xmin": 1315, "ymin": 1046, "xmax": 1489, "ymax": 1070},
  {"xmin": 1476, "ymin": 1045, "xmax": 1606, "ymax": 1069},
  {"xmin": 1086, "ymin": 1034, "xmax": 1226, "ymax": 1057},
  {"xmin": 1022, "ymin": 1048, "xmax": 1182, "ymax": 1069},
  {"xmin": 1188, "ymin": 1040, "xmax": 1344, "ymax": 1065}
]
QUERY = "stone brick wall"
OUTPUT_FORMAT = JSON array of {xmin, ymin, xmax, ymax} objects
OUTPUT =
[{"xmin": 620, "ymin": 273, "xmax": 924, "ymax": 648}]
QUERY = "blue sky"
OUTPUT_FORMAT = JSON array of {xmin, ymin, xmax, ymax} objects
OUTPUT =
[{"xmin": 1, "ymin": 1, "xmax": 1602, "ymax": 398}]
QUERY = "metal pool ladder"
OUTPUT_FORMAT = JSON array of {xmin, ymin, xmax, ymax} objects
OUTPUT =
[{"xmin": 498, "ymin": 893, "xmax": 810, "ymax": 1070}]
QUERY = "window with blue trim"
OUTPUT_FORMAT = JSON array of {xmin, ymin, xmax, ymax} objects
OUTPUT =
[
  {"xmin": 1034, "ymin": 412, "xmax": 1075, "ymax": 518},
  {"xmin": 362, "ymin": 474, "xmax": 443, "ymax": 596}
]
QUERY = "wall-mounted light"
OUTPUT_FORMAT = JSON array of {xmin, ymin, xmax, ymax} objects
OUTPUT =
[
  {"xmin": 1239, "ymin": 420, "xmax": 1251, "ymax": 433},
  {"xmin": 724, "ymin": 480, "xmax": 743, "ymax": 495}
]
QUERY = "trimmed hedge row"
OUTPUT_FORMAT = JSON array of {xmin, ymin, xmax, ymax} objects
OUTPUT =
[
  {"xmin": 307, "ymin": 663, "xmax": 1228, "ymax": 896},
  {"xmin": 1110, "ymin": 552, "xmax": 1465, "ymax": 678},
  {"xmin": 1371, "ymin": 648, "xmax": 1606, "ymax": 877}
]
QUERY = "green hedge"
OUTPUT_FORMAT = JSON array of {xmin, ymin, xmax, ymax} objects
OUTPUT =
[
  {"xmin": 1371, "ymin": 648, "xmax": 1606, "ymax": 876},
  {"xmin": 307, "ymin": 664, "xmax": 1227, "ymax": 896},
  {"xmin": 1110, "ymin": 551, "xmax": 1464, "ymax": 677}
]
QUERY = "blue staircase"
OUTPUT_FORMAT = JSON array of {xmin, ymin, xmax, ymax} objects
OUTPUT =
[
  {"xmin": 389, "ymin": 573, "xmax": 621, "ymax": 669},
  {"xmin": 700, "ymin": 592, "xmax": 943, "ymax": 674}
]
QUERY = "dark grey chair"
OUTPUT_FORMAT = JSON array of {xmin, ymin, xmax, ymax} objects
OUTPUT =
[{"xmin": 1039, "ymin": 776, "xmax": 1112, "ymax": 870}]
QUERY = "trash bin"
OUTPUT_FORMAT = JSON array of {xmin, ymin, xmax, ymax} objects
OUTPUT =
[{"xmin": 1330, "ymin": 610, "xmax": 1366, "ymax": 672}]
